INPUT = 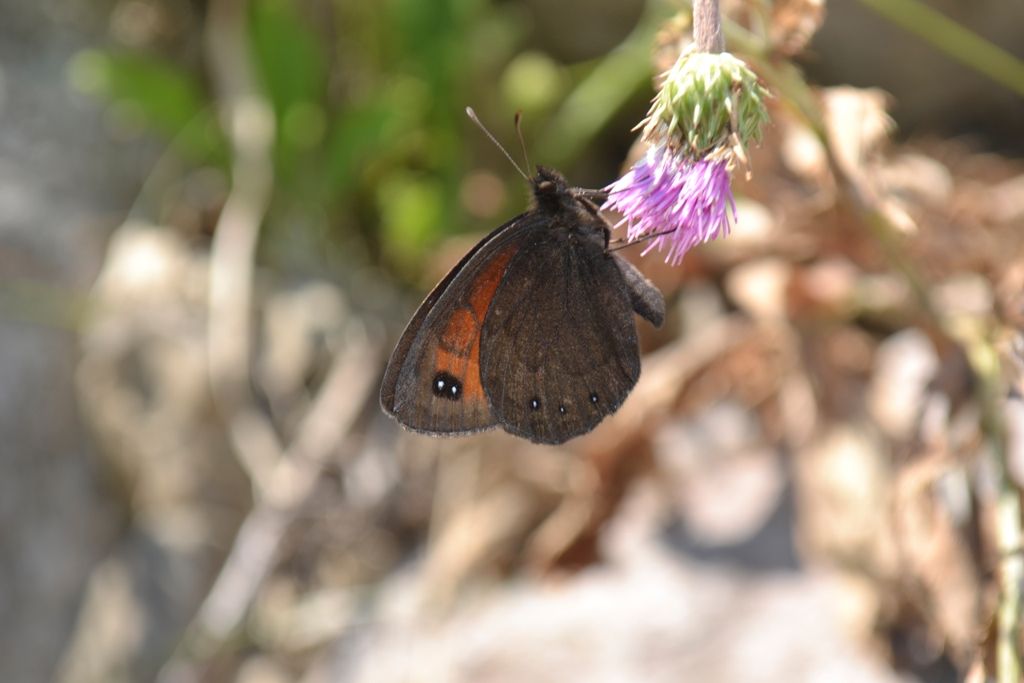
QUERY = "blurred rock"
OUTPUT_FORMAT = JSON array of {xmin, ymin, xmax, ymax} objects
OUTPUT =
[
  {"xmin": 933, "ymin": 273, "xmax": 994, "ymax": 320},
  {"xmin": 790, "ymin": 257, "xmax": 860, "ymax": 317},
  {"xmin": 780, "ymin": 117, "xmax": 829, "ymax": 183},
  {"xmin": 986, "ymin": 173, "xmax": 1024, "ymax": 224},
  {"xmin": 311, "ymin": 528, "xmax": 905, "ymax": 683},
  {"xmin": 724, "ymin": 258, "xmax": 792, "ymax": 321},
  {"xmin": 794, "ymin": 425, "xmax": 898, "ymax": 586},
  {"xmin": 769, "ymin": 0, "xmax": 825, "ymax": 56},
  {"xmin": 237, "ymin": 657, "xmax": 293, "ymax": 683},
  {"xmin": 653, "ymin": 402, "xmax": 785, "ymax": 548},
  {"xmin": 877, "ymin": 153, "xmax": 954, "ymax": 208},
  {"xmin": 868, "ymin": 329, "xmax": 940, "ymax": 440},
  {"xmin": 710, "ymin": 198, "xmax": 776, "ymax": 255}
]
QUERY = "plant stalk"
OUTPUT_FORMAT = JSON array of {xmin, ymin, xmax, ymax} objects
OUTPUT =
[{"xmin": 693, "ymin": 0, "xmax": 724, "ymax": 53}]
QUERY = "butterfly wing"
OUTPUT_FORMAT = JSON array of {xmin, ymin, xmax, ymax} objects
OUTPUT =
[
  {"xmin": 380, "ymin": 216, "xmax": 530, "ymax": 436},
  {"xmin": 615, "ymin": 255, "xmax": 665, "ymax": 328},
  {"xmin": 479, "ymin": 223, "xmax": 656, "ymax": 444}
]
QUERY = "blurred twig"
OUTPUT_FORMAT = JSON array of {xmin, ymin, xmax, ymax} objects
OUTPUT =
[
  {"xmin": 205, "ymin": 0, "xmax": 281, "ymax": 490},
  {"xmin": 161, "ymin": 0, "xmax": 382, "ymax": 676},
  {"xmin": 195, "ymin": 332, "xmax": 379, "ymax": 639}
]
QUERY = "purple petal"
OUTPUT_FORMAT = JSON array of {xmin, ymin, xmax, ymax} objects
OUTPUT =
[{"xmin": 604, "ymin": 147, "xmax": 736, "ymax": 266}]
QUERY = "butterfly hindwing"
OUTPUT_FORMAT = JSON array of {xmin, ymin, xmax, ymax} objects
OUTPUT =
[
  {"xmin": 614, "ymin": 255, "xmax": 665, "ymax": 328},
  {"xmin": 479, "ymin": 218, "xmax": 641, "ymax": 444}
]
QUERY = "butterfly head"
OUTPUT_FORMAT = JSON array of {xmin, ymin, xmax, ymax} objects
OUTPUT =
[{"xmin": 531, "ymin": 165, "xmax": 574, "ymax": 209}]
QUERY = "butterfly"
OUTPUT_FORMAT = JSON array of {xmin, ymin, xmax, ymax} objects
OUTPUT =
[{"xmin": 380, "ymin": 113, "xmax": 665, "ymax": 445}]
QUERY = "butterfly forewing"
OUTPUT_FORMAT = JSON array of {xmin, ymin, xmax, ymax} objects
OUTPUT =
[
  {"xmin": 381, "ymin": 218, "xmax": 529, "ymax": 436},
  {"xmin": 479, "ymin": 220, "xmax": 640, "ymax": 444}
]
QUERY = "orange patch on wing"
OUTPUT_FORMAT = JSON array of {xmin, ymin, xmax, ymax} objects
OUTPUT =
[
  {"xmin": 440, "ymin": 307, "xmax": 477, "ymax": 355},
  {"xmin": 465, "ymin": 245, "xmax": 517, "ymax": 322},
  {"xmin": 434, "ymin": 244, "xmax": 518, "ymax": 402}
]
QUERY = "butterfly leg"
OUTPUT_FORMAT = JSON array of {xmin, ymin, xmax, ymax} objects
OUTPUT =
[{"xmin": 571, "ymin": 188, "xmax": 608, "ymax": 204}]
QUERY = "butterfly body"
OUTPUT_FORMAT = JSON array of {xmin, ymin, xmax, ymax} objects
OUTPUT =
[{"xmin": 381, "ymin": 166, "xmax": 664, "ymax": 445}]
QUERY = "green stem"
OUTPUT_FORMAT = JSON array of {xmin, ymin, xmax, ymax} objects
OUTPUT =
[
  {"xmin": 996, "ymin": 478, "xmax": 1023, "ymax": 683},
  {"xmin": 538, "ymin": 6, "xmax": 666, "ymax": 167},
  {"xmin": 985, "ymin": 373, "xmax": 1023, "ymax": 683},
  {"xmin": 857, "ymin": 0, "xmax": 1024, "ymax": 97},
  {"xmin": 967, "ymin": 334, "xmax": 1023, "ymax": 683}
]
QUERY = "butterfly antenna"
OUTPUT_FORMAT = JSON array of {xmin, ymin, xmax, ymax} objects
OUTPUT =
[
  {"xmin": 514, "ymin": 111, "xmax": 532, "ymax": 174},
  {"xmin": 466, "ymin": 107, "xmax": 531, "ymax": 182}
]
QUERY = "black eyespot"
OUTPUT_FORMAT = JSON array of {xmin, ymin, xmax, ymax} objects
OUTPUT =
[
  {"xmin": 590, "ymin": 392, "xmax": 599, "ymax": 404},
  {"xmin": 558, "ymin": 405, "xmax": 567, "ymax": 415},
  {"xmin": 432, "ymin": 372, "xmax": 462, "ymax": 401},
  {"xmin": 529, "ymin": 397, "xmax": 541, "ymax": 411}
]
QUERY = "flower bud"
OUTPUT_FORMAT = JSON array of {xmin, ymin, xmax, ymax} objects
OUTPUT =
[{"xmin": 643, "ymin": 51, "xmax": 769, "ymax": 158}]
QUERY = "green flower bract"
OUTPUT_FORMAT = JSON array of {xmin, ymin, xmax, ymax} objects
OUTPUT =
[{"xmin": 643, "ymin": 51, "xmax": 769, "ymax": 157}]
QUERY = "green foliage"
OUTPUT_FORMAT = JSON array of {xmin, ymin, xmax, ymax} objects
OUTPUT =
[
  {"xmin": 70, "ymin": 0, "xmax": 659, "ymax": 282},
  {"xmin": 250, "ymin": 0, "xmax": 327, "ymax": 116},
  {"xmin": 325, "ymin": 98, "xmax": 405, "ymax": 194},
  {"xmin": 378, "ymin": 172, "xmax": 445, "ymax": 271},
  {"xmin": 249, "ymin": 0, "xmax": 328, "ymax": 182},
  {"xmin": 68, "ymin": 49, "xmax": 226, "ymax": 163}
]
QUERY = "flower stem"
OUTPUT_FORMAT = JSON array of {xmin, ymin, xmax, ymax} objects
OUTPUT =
[
  {"xmin": 965, "ymin": 333, "xmax": 1023, "ymax": 683},
  {"xmin": 693, "ymin": 0, "xmax": 724, "ymax": 53}
]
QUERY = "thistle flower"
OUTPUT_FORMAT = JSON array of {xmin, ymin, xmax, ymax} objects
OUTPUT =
[{"xmin": 605, "ymin": 48, "xmax": 769, "ymax": 265}]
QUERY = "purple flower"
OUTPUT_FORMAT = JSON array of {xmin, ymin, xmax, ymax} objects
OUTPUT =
[{"xmin": 604, "ymin": 146, "xmax": 736, "ymax": 266}]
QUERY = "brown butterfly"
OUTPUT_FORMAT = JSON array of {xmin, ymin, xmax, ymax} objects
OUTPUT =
[{"xmin": 380, "ymin": 112, "xmax": 664, "ymax": 445}]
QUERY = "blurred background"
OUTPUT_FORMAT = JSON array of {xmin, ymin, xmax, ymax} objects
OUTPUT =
[{"xmin": 2, "ymin": 0, "xmax": 1023, "ymax": 681}]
